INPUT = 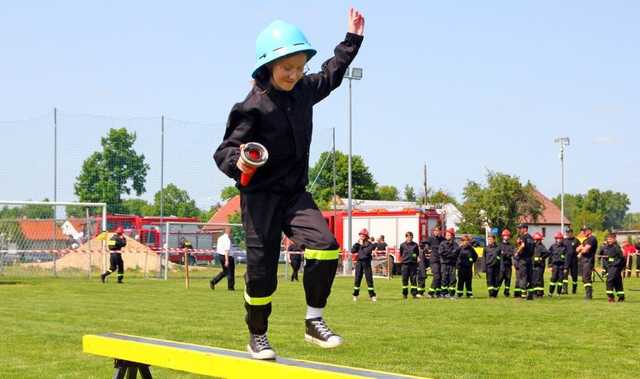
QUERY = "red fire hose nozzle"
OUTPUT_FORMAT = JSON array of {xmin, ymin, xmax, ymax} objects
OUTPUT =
[{"xmin": 239, "ymin": 142, "xmax": 269, "ymax": 187}]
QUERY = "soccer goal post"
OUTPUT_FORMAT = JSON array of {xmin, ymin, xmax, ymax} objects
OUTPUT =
[{"xmin": 0, "ymin": 200, "xmax": 107, "ymax": 278}]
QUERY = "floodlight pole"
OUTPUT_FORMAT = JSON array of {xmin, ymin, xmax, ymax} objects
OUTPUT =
[
  {"xmin": 344, "ymin": 67, "xmax": 362, "ymax": 275},
  {"xmin": 554, "ymin": 137, "xmax": 570, "ymax": 234}
]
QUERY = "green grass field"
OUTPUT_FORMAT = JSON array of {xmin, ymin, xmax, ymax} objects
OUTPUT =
[{"xmin": 1, "ymin": 271, "xmax": 639, "ymax": 379}]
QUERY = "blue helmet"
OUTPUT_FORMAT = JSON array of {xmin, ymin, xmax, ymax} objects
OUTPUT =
[{"xmin": 252, "ymin": 20, "xmax": 317, "ymax": 78}]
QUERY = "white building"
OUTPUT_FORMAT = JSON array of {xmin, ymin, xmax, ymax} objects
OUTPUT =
[{"xmin": 519, "ymin": 190, "xmax": 571, "ymax": 246}]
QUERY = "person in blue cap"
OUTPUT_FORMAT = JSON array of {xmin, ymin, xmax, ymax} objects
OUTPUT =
[{"xmin": 214, "ymin": 8, "xmax": 365, "ymax": 360}]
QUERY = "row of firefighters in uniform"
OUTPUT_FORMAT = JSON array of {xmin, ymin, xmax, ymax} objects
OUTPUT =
[{"xmin": 350, "ymin": 224, "xmax": 628, "ymax": 302}]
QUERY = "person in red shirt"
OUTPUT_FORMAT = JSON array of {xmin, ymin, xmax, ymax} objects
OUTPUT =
[{"xmin": 621, "ymin": 240, "xmax": 637, "ymax": 278}]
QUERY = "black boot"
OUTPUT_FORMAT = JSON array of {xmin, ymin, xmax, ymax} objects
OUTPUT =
[
  {"xmin": 561, "ymin": 282, "xmax": 568, "ymax": 295},
  {"xmin": 548, "ymin": 285, "xmax": 555, "ymax": 296},
  {"xmin": 584, "ymin": 286, "xmax": 593, "ymax": 300},
  {"xmin": 100, "ymin": 272, "xmax": 108, "ymax": 283},
  {"xmin": 526, "ymin": 290, "xmax": 534, "ymax": 300},
  {"xmin": 504, "ymin": 289, "xmax": 510, "ymax": 297},
  {"xmin": 572, "ymin": 283, "xmax": 577, "ymax": 294}
]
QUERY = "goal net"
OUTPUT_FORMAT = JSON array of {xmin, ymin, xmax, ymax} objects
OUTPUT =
[{"xmin": 0, "ymin": 201, "xmax": 107, "ymax": 277}]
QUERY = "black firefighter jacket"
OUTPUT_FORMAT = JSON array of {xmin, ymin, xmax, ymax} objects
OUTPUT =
[{"xmin": 214, "ymin": 33, "xmax": 364, "ymax": 194}]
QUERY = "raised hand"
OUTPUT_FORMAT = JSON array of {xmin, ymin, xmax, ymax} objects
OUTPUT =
[{"xmin": 348, "ymin": 7, "xmax": 365, "ymax": 36}]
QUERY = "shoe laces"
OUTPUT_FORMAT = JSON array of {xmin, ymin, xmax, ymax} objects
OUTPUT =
[
  {"xmin": 311, "ymin": 319, "xmax": 334, "ymax": 339},
  {"xmin": 253, "ymin": 334, "xmax": 272, "ymax": 350}
]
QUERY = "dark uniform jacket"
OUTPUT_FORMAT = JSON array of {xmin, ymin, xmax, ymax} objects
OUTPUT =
[
  {"xmin": 517, "ymin": 233, "xmax": 535, "ymax": 260},
  {"xmin": 439, "ymin": 239, "xmax": 460, "ymax": 265},
  {"xmin": 214, "ymin": 33, "xmax": 364, "ymax": 194},
  {"xmin": 563, "ymin": 237, "xmax": 579, "ymax": 257},
  {"xmin": 375, "ymin": 242, "xmax": 388, "ymax": 252},
  {"xmin": 499, "ymin": 241, "xmax": 514, "ymax": 267},
  {"xmin": 532, "ymin": 242, "xmax": 549, "ymax": 267},
  {"xmin": 602, "ymin": 243, "xmax": 625, "ymax": 270},
  {"xmin": 457, "ymin": 244, "xmax": 478, "ymax": 269},
  {"xmin": 352, "ymin": 241, "xmax": 376, "ymax": 262},
  {"xmin": 399, "ymin": 241, "xmax": 419, "ymax": 264},
  {"xmin": 483, "ymin": 243, "xmax": 501, "ymax": 268},
  {"xmin": 108, "ymin": 234, "xmax": 127, "ymax": 252},
  {"xmin": 548, "ymin": 242, "xmax": 566, "ymax": 266},
  {"xmin": 580, "ymin": 235, "xmax": 598, "ymax": 262},
  {"xmin": 425, "ymin": 235, "xmax": 445, "ymax": 264}
]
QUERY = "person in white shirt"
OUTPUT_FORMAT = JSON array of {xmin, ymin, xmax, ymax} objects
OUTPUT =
[{"xmin": 210, "ymin": 227, "xmax": 235, "ymax": 290}]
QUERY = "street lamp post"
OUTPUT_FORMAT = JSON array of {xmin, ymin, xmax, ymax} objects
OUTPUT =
[
  {"xmin": 554, "ymin": 137, "xmax": 570, "ymax": 234},
  {"xmin": 344, "ymin": 67, "xmax": 363, "ymax": 275}
]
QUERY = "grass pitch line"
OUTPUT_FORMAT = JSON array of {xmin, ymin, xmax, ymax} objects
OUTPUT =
[{"xmin": 83, "ymin": 333, "xmax": 426, "ymax": 378}]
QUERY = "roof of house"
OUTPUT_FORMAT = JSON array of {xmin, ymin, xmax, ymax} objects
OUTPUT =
[
  {"xmin": 519, "ymin": 190, "xmax": 571, "ymax": 226},
  {"xmin": 203, "ymin": 195, "xmax": 241, "ymax": 231},
  {"xmin": 19, "ymin": 219, "xmax": 86, "ymax": 241}
]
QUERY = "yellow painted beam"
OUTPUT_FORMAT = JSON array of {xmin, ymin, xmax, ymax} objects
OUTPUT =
[{"xmin": 82, "ymin": 333, "xmax": 425, "ymax": 379}]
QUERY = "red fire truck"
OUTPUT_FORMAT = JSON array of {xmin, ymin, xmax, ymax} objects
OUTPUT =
[{"xmin": 94, "ymin": 214, "xmax": 215, "ymax": 265}]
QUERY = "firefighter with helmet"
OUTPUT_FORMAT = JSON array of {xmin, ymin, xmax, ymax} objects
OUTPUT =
[
  {"xmin": 100, "ymin": 226, "xmax": 127, "ymax": 283},
  {"xmin": 531, "ymin": 232, "xmax": 549, "ymax": 297},
  {"xmin": 498, "ymin": 229, "xmax": 515, "ymax": 297},
  {"xmin": 547, "ymin": 232, "xmax": 567, "ymax": 296}
]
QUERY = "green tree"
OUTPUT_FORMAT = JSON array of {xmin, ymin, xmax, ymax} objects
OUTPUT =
[
  {"xmin": 623, "ymin": 212, "xmax": 640, "ymax": 229},
  {"xmin": 553, "ymin": 190, "xmax": 630, "ymax": 230},
  {"xmin": 404, "ymin": 185, "xmax": 416, "ymax": 202},
  {"xmin": 428, "ymin": 189, "xmax": 458, "ymax": 207},
  {"xmin": 198, "ymin": 205, "xmax": 220, "ymax": 223},
  {"xmin": 150, "ymin": 184, "xmax": 200, "ymax": 217},
  {"xmin": 121, "ymin": 199, "xmax": 153, "ymax": 216},
  {"xmin": 377, "ymin": 185, "xmax": 399, "ymax": 201},
  {"xmin": 74, "ymin": 128, "xmax": 150, "ymax": 213},
  {"xmin": 227, "ymin": 211, "xmax": 245, "ymax": 249},
  {"xmin": 0, "ymin": 199, "xmax": 54, "ymax": 219},
  {"xmin": 220, "ymin": 186, "xmax": 239, "ymax": 201},
  {"xmin": 458, "ymin": 172, "xmax": 543, "ymax": 235},
  {"xmin": 308, "ymin": 151, "xmax": 377, "ymax": 206}
]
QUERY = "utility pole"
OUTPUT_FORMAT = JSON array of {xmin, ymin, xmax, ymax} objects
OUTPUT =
[{"xmin": 554, "ymin": 137, "xmax": 570, "ymax": 234}]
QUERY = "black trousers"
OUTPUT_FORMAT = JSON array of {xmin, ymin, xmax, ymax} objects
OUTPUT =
[
  {"xmin": 401, "ymin": 263, "xmax": 417, "ymax": 297},
  {"xmin": 290, "ymin": 253, "xmax": 302, "ymax": 281},
  {"xmin": 549, "ymin": 264, "xmax": 564, "ymax": 291},
  {"xmin": 212, "ymin": 254, "xmax": 235, "ymax": 289},
  {"xmin": 106, "ymin": 252, "xmax": 124, "ymax": 281},
  {"xmin": 353, "ymin": 260, "xmax": 376, "ymax": 297},
  {"xmin": 485, "ymin": 265, "xmax": 500, "ymax": 295},
  {"xmin": 515, "ymin": 258, "xmax": 533, "ymax": 297},
  {"xmin": 241, "ymin": 191, "xmax": 339, "ymax": 335},
  {"xmin": 417, "ymin": 259, "xmax": 428, "ymax": 294},
  {"xmin": 429, "ymin": 261, "xmax": 442, "ymax": 295},
  {"xmin": 457, "ymin": 267, "xmax": 473, "ymax": 296},
  {"xmin": 441, "ymin": 263, "xmax": 456, "ymax": 294},
  {"xmin": 532, "ymin": 264, "xmax": 545, "ymax": 293},
  {"xmin": 564, "ymin": 253, "xmax": 579, "ymax": 288},
  {"xmin": 581, "ymin": 257, "xmax": 594, "ymax": 287},
  {"xmin": 498, "ymin": 263, "xmax": 512, "ymax": 293},
  {"xmin": 606, "ymin": 267, "xmax": 624, "ymax": 298}
]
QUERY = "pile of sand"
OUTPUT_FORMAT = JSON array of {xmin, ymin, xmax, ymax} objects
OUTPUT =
[{"xmin": 23, "ymin": 235, "xmax": 168, "ymax": 272}]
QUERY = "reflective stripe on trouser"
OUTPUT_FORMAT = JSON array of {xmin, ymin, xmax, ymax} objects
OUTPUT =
[
  {"xmin": 241, "ymin": 191, "xmax": 340, "ymax": 335},
  {"xmin": 353, "ymin": 260, "xmax": 376, "ymax": 297},
  {"xmin": 606, "ymin": 267, "xmax": 624, "ymax": 297},
  {"xmin": 457, "ymin": 267, "xmax": 473, "ymax": 296},
  {"xmin": 401, "ymin": 263, "xmax": 417, "ymax": 295}
]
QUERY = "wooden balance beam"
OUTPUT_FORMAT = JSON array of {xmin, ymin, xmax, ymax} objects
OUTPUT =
[{"xmin": 83, "ymin": 333, "xmax": 426, "ymax": 379}]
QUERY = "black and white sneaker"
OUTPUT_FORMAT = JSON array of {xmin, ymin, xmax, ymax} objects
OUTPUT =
[
  {"xmin": 304, "ymin": 318, "xmax": 343, "ymax": 348},
  {"xmin": 247, "ymin": 333, "xmax": 276, "ymax": 360}
]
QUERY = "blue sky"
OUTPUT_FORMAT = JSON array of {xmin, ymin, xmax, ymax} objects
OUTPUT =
[{"xmin": 0, "ymin": 1, "xmax": 638, "ymax": 212}]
